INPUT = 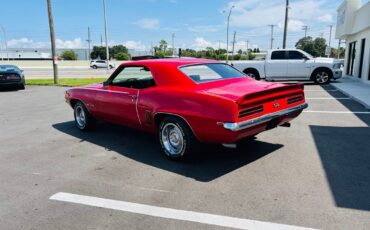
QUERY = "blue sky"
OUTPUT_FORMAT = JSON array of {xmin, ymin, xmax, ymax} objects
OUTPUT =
[{"xmin": 0, "ymin": 0, "xmax": 349, "ymax": 51}]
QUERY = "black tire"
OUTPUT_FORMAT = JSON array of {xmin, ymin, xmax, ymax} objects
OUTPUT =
[
  {"xmin": 312, "ymin": 69, "xmax": 331, "ymax": 84},
  {"xmin": 73, "ymin": 101, "xmax": 96, "ymax": 131},
  {"xmin": 92, "ymin": 65, "xmax": 98, "ymax": 69},
  {"xmin": 243, "ymin": 69, "xmax": 261, "ymax": 80},
  {"xmin": 19, "ymin": 83, "xmax": 25, "ymax": 90},
  {"xmin": 109, "ymin": 65, "xmax": 114, "ymax": 69},
  {"xmin": 158, "ymin": 117, "xmax": 198, "ymax": 161}
]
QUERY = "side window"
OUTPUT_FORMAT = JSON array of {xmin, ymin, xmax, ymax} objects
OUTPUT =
[
  {"xmin": 288, "ymin": 51, "xmax": 305, "ymax": 60},
  {"xmin": 271, "ymin": 51, "xmax": 287, "ymax": 60},
  {"xmin": 111, "ymin": 66, "xmax": 156, "ymax": 89}
]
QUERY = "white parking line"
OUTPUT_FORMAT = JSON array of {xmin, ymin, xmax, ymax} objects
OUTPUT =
[
  {"xmin": 304, "ymin": 89, "xmax": 338, "ymax": 92},
  {"xmin": 306, "ymin": 97, "xmax": 350, "ymax": 100},
  {"xmin": 304, "ymin": 111, "xmax": 370, "ymax": 114},
  {"xmin": 50, "ymin": 192, "xmax": 316, "ymax": 230}
]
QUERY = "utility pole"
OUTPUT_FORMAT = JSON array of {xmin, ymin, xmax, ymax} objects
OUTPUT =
[
  {"xmin": 102, "ymin": 0, "xmax": 110, "ymax": 72},
  {"xmin": 100, "ymin": 34, "xmax": 103, "ymax": 47},
  {"xmin": 225, "ymin": 5, "xmax": 235, "ymax": 64},
  {"xmin": 46, "ymin": 0, "xmax": 58, "ymax": 84},
  {"xmin": 86, "ymin": 27, "xmax": 92, "ymax": 60},
  {"xmin": 302, "ymin": 25, "xmax": 309, "ymax": 38},
  {"xmin": 283, "ymin": 0, "xmax": 289, "ymax": 49},
  {"xmin": 172, "ymin": 33, "xmax": 176, "ymax": 56},
  {"xmin": 327, "ymin": 25, "xmax": 333, "ymax": 57},
  {"xmin": 231, "ymin": 31, "xmax": 236, "ymax": 61},
  {"xmin": 0, "ymin": 25, "xmax": 9, "ymax": 61},
  {"xmin": 246, "ymin": 40, "xmax": 249, "ymax": 59},
  {"xmin": 268, "ymin": 24, "xmax": 276, "ymax": 49}
]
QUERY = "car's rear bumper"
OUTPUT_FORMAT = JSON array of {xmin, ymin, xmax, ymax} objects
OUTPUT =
[
  {"xmin": 0, "ymin": 81, "xmax": 23, "ymax": 87},
  {"xmin": 221, "ymin": 103, "xmax": 308, "ymax": 132}
]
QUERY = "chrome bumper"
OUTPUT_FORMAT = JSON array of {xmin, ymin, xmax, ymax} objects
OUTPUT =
[{"xmin": 222, "ymin": 103, "xmax": 308, "ymax": 132}]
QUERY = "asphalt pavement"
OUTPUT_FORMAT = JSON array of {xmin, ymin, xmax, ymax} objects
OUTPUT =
[{"xmin": 0, "ymin": 84, "xmax": 370, "ymax": 230}]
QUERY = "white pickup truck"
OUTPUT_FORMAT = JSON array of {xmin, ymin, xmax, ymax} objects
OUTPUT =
[{"xmin": 232, "ymin": 49, "xmax": 343, "ymax": 84}]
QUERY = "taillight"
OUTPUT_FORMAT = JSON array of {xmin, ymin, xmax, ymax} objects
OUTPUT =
[
  {"xmin": 239, "ymin": 105, "xmax": 264, "ymax": 118},
  {"xmin": 287, "ymin": 95, "xmax": 303, "ymax": 104},
  {"xmin": 6, "ymin": 74, "xmax": 20, "ymax": 80}
]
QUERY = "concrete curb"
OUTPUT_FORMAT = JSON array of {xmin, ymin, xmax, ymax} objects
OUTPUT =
[{"xmin": 330, "ymin": 82, "xmax": 370, "ymax": 109}]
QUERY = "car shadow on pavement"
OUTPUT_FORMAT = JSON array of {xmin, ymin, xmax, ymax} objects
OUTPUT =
[
  {"xmin": 53, "ymin": 121, "xmax": 283, "ymax": 182},
  {"xmin": 309, "ymin": 85, "xmax": 370, "ymax": 211}
]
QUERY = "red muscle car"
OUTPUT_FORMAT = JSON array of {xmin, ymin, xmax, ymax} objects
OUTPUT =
[{"xmin": 65, "ymin": 58, "xmax": 308, "ymax": 160}]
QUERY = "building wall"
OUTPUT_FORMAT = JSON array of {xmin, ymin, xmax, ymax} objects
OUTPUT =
[
  {"xmin": 344, "ymin": 29, "xmax": 370, "ymax": 83},
  {"xmin": 336, "ymin": 0, "xmax": 370, "ymax": 83}
]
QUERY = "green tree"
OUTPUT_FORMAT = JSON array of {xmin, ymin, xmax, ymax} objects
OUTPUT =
[
  {"xmin": 295, "ymin": 36, "xmax": 327, "ymax": 57},
  {"xmin": 60, "ymin": 50, "xmax": 78, "ymax": 60},
  {"xmin": 159, "ymin": 40, "xmax": 168, "ymax": 52},
  {"xmin": 114, "ymin": 52, "xmax": 131, "ymax": 60},
  {"xmin": 90, "ymin": 46, "xmax": 107, "ymax": 60}
]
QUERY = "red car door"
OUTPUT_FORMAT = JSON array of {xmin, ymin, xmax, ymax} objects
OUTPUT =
[{"xmin": 97, "ymin": 85, "xmax": 140, "ymax": 128}]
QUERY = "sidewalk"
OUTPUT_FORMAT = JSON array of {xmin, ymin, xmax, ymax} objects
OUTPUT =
[{"xmin": 331, "ymin": 76, "xmax": 370, "ymax": 109}]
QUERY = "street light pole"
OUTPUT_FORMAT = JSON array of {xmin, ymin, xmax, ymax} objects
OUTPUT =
[
  {"xmin": 225, "ymin": 5, "xmax": 234, "ymax": 64},
  {"xmin": 103, "ymin": 0, "xmax": 110, "ymax": 72},
  {"xmin": 172, "ymin": 33, "xmax": 176, "ymax": 56},
  {"xmin": 46, "ymin": 0, "xmax": 58, "ymax": 84},
  {"xmin": 283, "ymin": 0, "xmax": 289, "ymax": 49}
]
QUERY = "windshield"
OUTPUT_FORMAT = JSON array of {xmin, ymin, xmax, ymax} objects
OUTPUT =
[
  {"xmin": 300, "ymin": 50, "xmax": 314, "ymax": 59},
  {"xmin": 180, "ymin": 63, "xmax": 245, "ymax": 83}
]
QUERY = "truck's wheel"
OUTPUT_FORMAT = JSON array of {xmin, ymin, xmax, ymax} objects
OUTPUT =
[
  {"xmin": 312, "ymin": 69, "xmax": 331, "ymax": 84},
  {"xmin": 243, "ymin": 69, "xmax": 260, "ymax": 80},
  {"xmin": 74, "ymin": 101, "xmax": 96, "ymax": 131},
  {"xmin": 158, "ymin": 117, "xmax": 197, "ymax": 161}
]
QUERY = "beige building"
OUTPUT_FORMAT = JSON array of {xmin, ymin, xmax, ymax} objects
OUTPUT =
[{"xmin": 336, "ymin": 0, "xmax": 370, "ymax": 83}]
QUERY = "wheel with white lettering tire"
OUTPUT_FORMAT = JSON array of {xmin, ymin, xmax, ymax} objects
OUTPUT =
[
  {"xmin": 313, "ymin": 69, "xmax": 331, "ymax": 84},
  {"xmin": 243, "ymin": 69, "xmax": 261, "ymax": 80},
  {"xmin": 159, "ymin": 117, "xmax": 197, "ymax": 160},
  {"xmin": 74, "ymin": 101, "xmax": 96, "ymax": 131}
]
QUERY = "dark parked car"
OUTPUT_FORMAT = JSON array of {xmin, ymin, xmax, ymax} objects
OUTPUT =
[{"xmin": 0, "ymin": 65, "xmax": 25, "ymax": 90}]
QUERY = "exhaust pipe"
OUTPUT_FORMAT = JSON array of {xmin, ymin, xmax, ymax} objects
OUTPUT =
[
  {"xmin": 222, "ymin": 143, "xmax": 237, "ymax": 149},
  {"xmin": 280, "ymin": 122, "xmax": 291, "ymax": 128}
]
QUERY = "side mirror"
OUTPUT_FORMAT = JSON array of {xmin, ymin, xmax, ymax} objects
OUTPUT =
[
  {"xmin": 303, "ymin": 56, "xmax": 309, "ymax": 61},
  {"xmin": 103, "ymin": 81, "xmax": 109, "ymax": 88}
]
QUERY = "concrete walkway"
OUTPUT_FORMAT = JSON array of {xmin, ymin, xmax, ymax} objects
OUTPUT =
[{"xmin": 331, "ymin": 76, "xmax": 370, "ymax": 109}]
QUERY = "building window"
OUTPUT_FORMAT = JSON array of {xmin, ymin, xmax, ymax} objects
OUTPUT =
[
  {"xmin": 347, "ymin": 41, "xmax": 356, "ymax": 76},
  {"xmin": 358, "ymin": 39, "xmax": 366, "ymax": 79}
]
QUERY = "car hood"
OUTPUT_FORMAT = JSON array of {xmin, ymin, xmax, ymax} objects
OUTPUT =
[
  {"xmin": 313, "ymin": 57, "xmax": 338, "ymax": 64},
  {"xmin": 198, "ymin": 78, "xmax": 298, "ymax": 103}
]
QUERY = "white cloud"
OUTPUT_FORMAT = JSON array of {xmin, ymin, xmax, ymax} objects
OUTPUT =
[
  {"xmin": 318, "ymin": 14, "xmax": 333, "ymax": 22},
  {"xmin": 123, "ymin": 40, "xmax": 146, "ymax": 51},
  {"xmin": 135, "ymin": 18, "xmax": 160, "ymax": 30},
  {"xmin": 191, "ymin": 37, "xmax": 257, "ymax": 51},
  {"xmin": 277, "ymin": 19, "xmax": 305, "ymax": 32},
  {"xmin": 55, "ymin": 38, "xmax": 84, "ymax": 49},
  {"xmin": 7, "ymin": 37, "xmax": 85, "ymax": 49}
]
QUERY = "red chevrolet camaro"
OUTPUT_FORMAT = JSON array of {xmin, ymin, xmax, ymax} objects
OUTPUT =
[{"xmin": 65, "ymin": 58, "xmax": 308, "ymax": 160}]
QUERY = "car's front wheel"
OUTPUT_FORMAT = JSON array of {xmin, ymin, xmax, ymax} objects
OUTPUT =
[
  {"xmin": 313, "ymin": 69, "xmax": 331, "ymax": 84},
  {"xmin": 74, "ymin": 101, "xmax": 96, "ymax": 131},
  {"xmin": 158, "ymin": 117, "xmax": 197, "ymax": 160}
]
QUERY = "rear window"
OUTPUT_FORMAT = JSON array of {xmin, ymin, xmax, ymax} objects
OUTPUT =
[
  {"xmin": 271, "ymin": 51, "xmax": 287, "ymax": 60},
  {"xmin": 180, "ymin": 63, "xmax": 245, "ymax": 83}
]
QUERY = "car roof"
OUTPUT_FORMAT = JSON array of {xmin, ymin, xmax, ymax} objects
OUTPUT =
[{"xmin": 122, "ymin": 58, "xmax": 219, "ymax": 67}]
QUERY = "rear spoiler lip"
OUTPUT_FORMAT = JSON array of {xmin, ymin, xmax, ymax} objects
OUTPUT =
[{"xmin": 236, "ymin": 83, "xmax": 304, "ymax": 105}]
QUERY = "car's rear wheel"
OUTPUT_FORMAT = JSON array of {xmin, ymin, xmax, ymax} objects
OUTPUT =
[
  {"xmin": 74, "ymin": 101, "xmax": 96, "ymax": 131},
  {"xmin": 19, "ymin": 83, "xmax": 25, "ymax": 90},
  {"xmin": 158, "ymin": 117, "xmax": 197, "ymax": 160},
  {"xmin": 313, "ymin": 69, "xmax": 331, "ymax": 84},
  {"xmin": 92, "ymin": 65, "xmax": 98, "ymax": 69},
  {"xmin": 243, "ymin": 69, "xmax": 260, "ymax": 80}
]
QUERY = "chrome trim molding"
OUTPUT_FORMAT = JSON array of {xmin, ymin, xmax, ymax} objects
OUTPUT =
[{"xmin": 222, "ymin": 103, "xmax": 308, "ymax": 132}]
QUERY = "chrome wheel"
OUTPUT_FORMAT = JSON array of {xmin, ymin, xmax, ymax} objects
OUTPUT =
[
  {"xmin": 161, "ymin": 123, "xmax": 184, "ymax": 156},
  {"xmin": 315, "ymin": 71, "xmax": 329, "ymax": 84},
  {"xmin": 246, "ymin": 73, "xmax": 256, "ymax": 79},
  {"xmin": 75, "ymin": 105, "xmax": 86, "ymax": 128}
]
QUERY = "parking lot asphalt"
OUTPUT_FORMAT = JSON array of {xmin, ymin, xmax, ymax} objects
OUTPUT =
[{"xmin": 0, "ymin": 84, "xmax": 370, "ymax": 230}]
